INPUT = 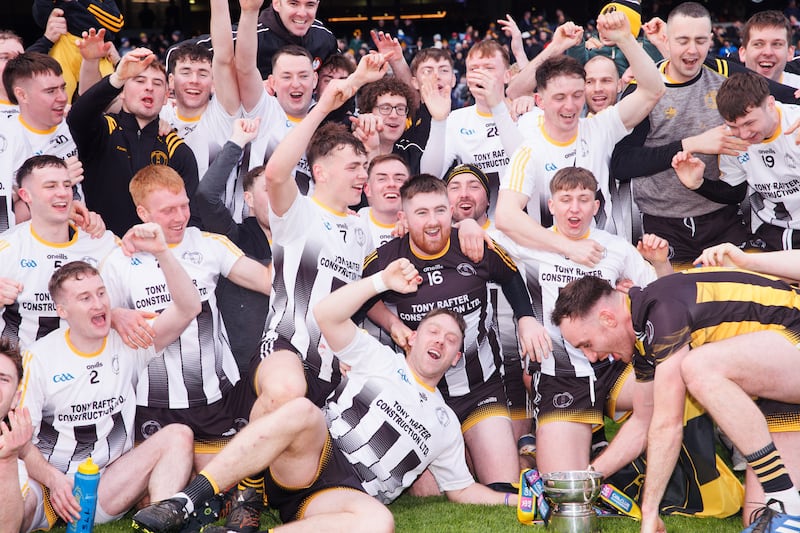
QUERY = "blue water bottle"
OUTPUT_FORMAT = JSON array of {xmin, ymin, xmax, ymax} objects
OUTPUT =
[{"xmin": 67, "ymin": 457, "xmax": 100, "ymax": 533}]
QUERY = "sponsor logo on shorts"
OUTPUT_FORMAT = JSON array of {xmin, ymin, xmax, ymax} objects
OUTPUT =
[
  {"xmin": 552, "ymin": 392, "xmax": 574, "ymax": 409},
  {"xmin": 140, "ymin": 420, "xmax": 162, "ymax": 439}
]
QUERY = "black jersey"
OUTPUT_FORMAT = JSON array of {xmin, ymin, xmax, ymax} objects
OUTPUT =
[
  {"xmin": 363, "ymin": 228, "xmax": 532, "ymax": 398},
  {"xmin": 629, "ymin": 267, "xmax": 800, "ymax": 382}
]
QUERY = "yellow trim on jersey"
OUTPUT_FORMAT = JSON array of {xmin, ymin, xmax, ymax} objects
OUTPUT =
[
  {"xmin": 691, "ymin": 321, "xmax": 800, "ymax": 348},
  {"xmin": 411, "ymin": 238, "xmax": 450, "ymax": 260},
  {"xmin": 369, "ymin": 209, "xmax": 395, "ymax": 229},
  {"xmin": 175, "ymin": 111, "xmax": 202, "ymax": 123},
  {"xmin": 481, "ymin": 219, "xmax": 491, "ymax": 230},
  {"xmin": 762, "ymin": 107, "xmax": 783, "ymax": 144},
  {"xmin": 30, "ymin": 224, "xmax": 79, "ymax": 248},
  {"xmin": 164, "ymin": 132, "xmax": 184, "ymax": 158},
  {"xmin": 18, "ymin": 350, "xmax": 34, "ymax": 407},
  {"xmin": 660, "ymin": 61, "xmax": 682, "ymax": 84},
  {"xmin": 287, "ymin": 115, "xmax": 303, "ymax": 124},
  {"xmin": 0, "ymin": 239, "xmax": 10, "ymax": 253},
  {"xmin": 540, "ymin": 122, "xmax": 577, "ymax": 147},
  {"xmin": 311, "ymin": 197, "xmax": 348, "ymax": 217},
  {"xmin": 411, "ymin": 371, "xmax": 436, "ymax": 392},
  {"xmin": 203, "ymin": 231, "xmax": 246, "ymax": 257},
  {"xmin": 695, "ymin": 280, "xmax": 791, "ymax": 306},
  {"xmin": 66, "ymin": 330, "xmax": 108, "ymax": 358},
  {"xmin": 86, "ymin": 5, "xmax": 124, "ymax": 33},
  {"xmin": 363, "ymin": 249, "xmax": 378, "ymax": 270},
  {"xmin": 476, "ymin": 109, "xmax": 493, "ymax": 118},
  {"xmin": 507, "ymin": 145, "xmax": 532, "ymax": 193},
  {"xmin": 553, "ymin": 226, "xmax": 591, "ymax": 240},
  {"xmin": 18, "ymin": 115, "xmax": 57, "ymax": 135},
  {"xmin": 104, "ymin": 115, "xmax": 117, "ymax": 134},
  {"xmin": 491, "ymin": 241, "xmax": 517, "ymax": 271},
  {"xmin": 0, "ymin": 98, "xmax": 12, "ymax": 106}
]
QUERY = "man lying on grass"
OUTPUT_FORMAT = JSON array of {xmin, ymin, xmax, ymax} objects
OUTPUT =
[{"xmin": 132, "ymin": 258, "xmax": 516, "ymax": 533}]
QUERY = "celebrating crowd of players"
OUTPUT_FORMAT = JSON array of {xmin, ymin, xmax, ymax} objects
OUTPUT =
[{"xmin": 4, "ymin": 0, "xmax": 800, "ymax": 532}]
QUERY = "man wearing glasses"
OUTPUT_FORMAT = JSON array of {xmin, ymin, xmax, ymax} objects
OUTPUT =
[{"xmin": 350, "ymin": 76, "xmax": 420, "ymax": 171}]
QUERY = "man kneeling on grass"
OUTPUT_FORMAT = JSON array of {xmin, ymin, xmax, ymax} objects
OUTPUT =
[{"xmin": 132, "ymin": 258, "xmax": 515, "ymax": 533}]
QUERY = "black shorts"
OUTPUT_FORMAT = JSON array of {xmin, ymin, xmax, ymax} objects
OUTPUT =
[
  {"xmin": 642, "ymin": 204, "xmax": 748, "ymax": 267},
  {"xmin": 757, "ymin": 398, "xmax": 800, "ymax": 432},
  {"xmin": 134, "ymin": 374, "xmax": 256, "ymax": 453},
  {"xmin": 753, "ymin": 223, "xmax": 800, "ymax": 252},
  {"xmin": 264, "ymin": 433, "xmax": 365, "ymax": 523},
  {"xmin": 249, "ymin": 336, "xmax": 340, "ymax": 408},
  {"xmin": 534, "ymin": 361, "xmax": 632, "ymax": 426},
  {"xmin": 442, "ymin": 370, "xmax": 510, "ymax": 432}
]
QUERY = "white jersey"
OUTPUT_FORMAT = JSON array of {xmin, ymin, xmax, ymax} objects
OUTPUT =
[
  {"xmin": 0, "ymin": 125, "xmax": 26, "ymax": 232},
  {"xmin": 1, "ymin": 116, "xmax": 83, "ymax": 200},
  {"xmin": 0, "ymin": 223, "xmax": 118, "ymax": 350},
  {"xmin": 720, "ymin": 103, "xmax": 800, "ymax": 235},
  {"xmin": 0, "ymin": 100, "xmax": 18, "ymax": 120},
  {"xmin": 262, "ymin": 195, "xmax": 371, "ymax": 382},
  {"xmin": 356, "ymin": 207, "xmax": 396, "ymax": 250},
  {"xmin": 438, "ymin": 105, "xmax": 516, "ymax": 217},
  {"xmin": 19, "ymin": 327, "xmax": 154, "ymax": 475},
  {"xmin": 515, "ymin": 227, "xmax": 656, "ymax": 377},
  {"xmin": 502, "ymin": 106, "xmax": 630, "ymax": 238},
  {"xmin": 247, "ymin": 90, "xmax": 313, "ymax": 197},
  {"xmin": 781, "ymin": 71, "xmax": 800, "ymax": 89},
  {"xmin": 325, "ymin": 329, "xmax": 473, "ymax": 503},
  {"xmin": 160, "ymin": 95, "xmax": 237, "ymax": 180},
  {"xmin": 101, "ymin": 228, "xmax": 243, "ymax": 409}
]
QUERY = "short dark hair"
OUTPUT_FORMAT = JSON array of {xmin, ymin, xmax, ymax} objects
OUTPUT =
[
  {"xmin": 550, "ymin": 167, "xmax": 598, "ymax": 195},
  {"xmin": 319, "ymin": 54, "xmax": 355, "ymax": 76},
  {"xmin": 536, "ymin": 55, "xmax": 585, "ymax": 92},
  {"xmin": 410, "ymin": 48, "xmax": 454, "ymax": 76},
  {"xmin": 48, "ymin": 261, "xmax": 101, "ymax": 305},
  {"xmin": 0, "ymin": 30, "xmax": 23, "ymax": 47},
  {"xmin": 742, "ymin": 10, "xmax": 792, "ymax": 48},
  {"xmin": 307, "ymin": 122, "xmax": 367, "ymax": 176},
  {"xmin": 3, "ymin": 52, "xmax": 63, "ymax": 105},
  {"xmin": 0, "ymin": 337, "xmax": 22, "ymax": 386},
  {"xmin": 400, "ymin": 173, "xmax": 447, "ymax": 203},
  {"xmin": 243, "ymin": 165, "xmax": 265, "ymax": 192},
  {"xmin": 667, "ymin": 1, "xmax": 710, "ymax": 25},
  {"xmin": 167, "ymin": 42, "xmax": 213, "ymax": 73},
  {"xmin": 420, "ymin": 307, "xmax": 467, "ymax": 343},
  {"xmin": 368, "ymin": 153, "xmax": 410, "ymax": 178},
  {"xmin": 551, "ymin": 276, "xmax": 615, "ymax": 326},
  {"xmin": 16, "ymin": 155, "xmax": 67, "ymax": 188},
  {"xmin": 271, "ymin": 45, "xmax": 313, "ymax": 72},
  {"xmin": 716, "ymin": 71, "xmax": 769, "ymax": 122},
  {"xmin": 358, "ymin": 77, "xmax": 415, "ymax": 116}
]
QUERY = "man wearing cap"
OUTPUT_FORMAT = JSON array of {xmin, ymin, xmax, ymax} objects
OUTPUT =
[
  {"xmin": 363, "ymin": 174, "xmax": 550, "ymax": 491},
  {"xmin": 444, "ymin": 163, "xmax": 533, "ymax": 463}
]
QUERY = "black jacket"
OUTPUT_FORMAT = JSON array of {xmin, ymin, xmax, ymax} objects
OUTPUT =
[{"xmin": 67, "ymin": 76, "xmax": 199, "ymax": 236}]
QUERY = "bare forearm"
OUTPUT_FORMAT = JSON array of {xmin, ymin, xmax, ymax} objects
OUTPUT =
[
  {"xmin": 495, "ymin": 199, "xmax": 570, "ymax": 256},
  {"xmin": 616, "ymin": 34, "xmax": 663, "ymax": 102},
  {"xmin": 591, "ymin": 417, "xmax": 649, "ymax": 477},
  {"xmin": 640, "ymin": 418, "xmax": 683, "ymax": 520},
  {"xmin": 446, "ymin": 482, "xmax": 510, "ymax": 505},
  {"xmin": 153, "ymin": 251, "xmax": 200, "ymax": 320},
  {"xmin": 0, "ymin": 458, "xmax": 23, "ymax": 533},
  {"xmin": 235, "ymin": 5, "xmax": 263, "ymax": 111}
]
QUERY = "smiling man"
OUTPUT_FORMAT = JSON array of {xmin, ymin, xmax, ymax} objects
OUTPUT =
[
  {"xmin": 673, "ymin": 71, "xmax": 800, "ymax": 251},
  {"xmin": 738, "ymin": 10, "xmax": 800, "ymax": 87},
  {"xmin": 553, "ymin": 263, "xmax": 800, "ymax": 530},
  {"xmin": 67, "ymin": 47, "xmax": 198, "ymax": 236},
  {"xmin": 363, "ymin": 174, "xmax": 549, "ymax": 491}
]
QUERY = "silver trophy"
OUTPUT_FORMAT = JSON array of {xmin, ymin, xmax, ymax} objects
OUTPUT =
[{"xmin": 542, "ymin": 470, "xmax": 603, "ymax": 533}]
